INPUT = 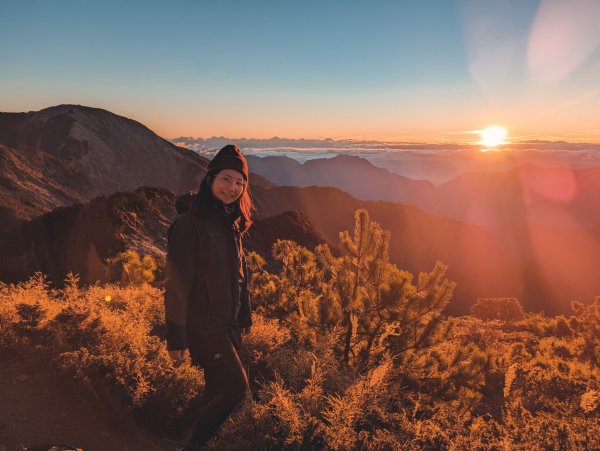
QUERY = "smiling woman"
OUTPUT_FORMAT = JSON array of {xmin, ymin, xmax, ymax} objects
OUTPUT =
[{"xmin": 478, "ymin": 125, "xmax": 508, "ymax": 149}]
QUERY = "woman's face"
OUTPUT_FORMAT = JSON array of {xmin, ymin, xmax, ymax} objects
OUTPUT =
[{"xmin": 210, "ymin": 169, "xmax": 246, "ymax": 204}]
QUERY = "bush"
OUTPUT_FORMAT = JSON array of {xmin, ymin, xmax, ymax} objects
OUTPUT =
[
  {"xmin": 252, "ymin": 209, "xmax": 455, "ymax": 369},
  {"xmin": 0, "ymin": 273, "xmax": 203, "ymax": 438},
  {"xmin": 105, "ymin": 250, "xmax": 158, "ymax": 285},
  {"xmin": 470, "ymin": 297, "xmax": 525, "ymax": 322}
]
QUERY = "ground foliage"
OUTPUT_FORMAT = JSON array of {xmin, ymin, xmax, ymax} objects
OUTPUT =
[{"xmin": 1, "ymin": 209, "xmax": 599, "ymax": 449}]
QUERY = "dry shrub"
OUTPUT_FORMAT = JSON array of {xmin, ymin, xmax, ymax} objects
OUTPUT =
[
  {"xmin": 262, "ymin": 379, "xmax": 312, "ymax": 447},
  {"xmin": 320, "ymin": 357, "xmax": 393, "ymax": 450},
  {"xmin": 241, "ymin": 314, "xmax": 292, "ymax": 383},
  {"xmin": 51, "ymin": 282, "xmax": 204, "ymax": 435},
  {"xmin": 214, "ymin": 375, "xmax": 323, "ymax": 450},
  {"xmin": 503, "ymin": 401, "xmax": 600, "ymax": 450},
  {"xmin": 453, "ymin": 415, "xmax": 503, "ymax": 450},
  {"xmin": 244, "ymin": 317, "xmax": 350, "ymax": 397},
  {"xmin": 1, "ymin": 273, "xmax": 204, "ymax": 437},
  {"xmin": 470, "ymin": 297, "xmax": 525, "ymax": 322},
  {"xmin": 502, "ymin": 346, "xmax": 600, "ymax": 449},
  {"xmin": 3, "ymin": 271, "xmax": 600, "ymax": 449},
  {"xmin": 0, "ymin": 273, "xmax": 63, "ymax": 346}
]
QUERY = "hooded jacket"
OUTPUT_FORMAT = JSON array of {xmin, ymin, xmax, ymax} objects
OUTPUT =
[{"xmin": 164, "ymin": 191, "xmax": 252, "ymax": 350}]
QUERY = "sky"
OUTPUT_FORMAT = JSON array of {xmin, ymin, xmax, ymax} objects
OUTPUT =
[{"xmin": 1, "ymin": 0, "xmax": 600, "ymax": 142}]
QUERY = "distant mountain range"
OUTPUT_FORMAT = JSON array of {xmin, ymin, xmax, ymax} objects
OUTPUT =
[
  {"xmin": 246, "ymin": 154, "xmax": 436, "ymax": 207},
  {"xmin": 246, "ymin": 154, "xmax": 600, "ymax": 229},
  {"xmin": 434, "ymin": 163, "xmax": 600, "ymax": 229},
  {"xmin": 1, "ymin": 105, "xmax": 598, "ymax": 315}
]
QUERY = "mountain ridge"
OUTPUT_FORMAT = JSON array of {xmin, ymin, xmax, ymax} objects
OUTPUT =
[
  {"xmin": 246, "ymin": 153, "xmax": 435, "ymax": 206},
  {"xmin": 0, "ymin": 104, "xmax": 273, "ymax": 232}
]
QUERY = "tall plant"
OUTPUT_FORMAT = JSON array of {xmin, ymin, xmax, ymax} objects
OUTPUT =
[{"xmin": 317, "ymin": 209, "xmax": 455, "ymax": 366}]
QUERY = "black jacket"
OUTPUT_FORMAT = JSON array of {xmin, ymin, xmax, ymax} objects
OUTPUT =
[{"xmin": 164, "ymin": 193, "xmax": 252, "ymax": 350}]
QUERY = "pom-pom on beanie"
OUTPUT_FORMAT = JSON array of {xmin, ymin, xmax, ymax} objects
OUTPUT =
[{"xmin": 207, "ymin": 144, "xmax": 249, "ymax": 181}]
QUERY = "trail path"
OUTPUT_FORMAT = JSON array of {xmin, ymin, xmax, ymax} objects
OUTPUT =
[{"xmin": 0, "ymin": 347, "xmax": 180, "ymax": 451}]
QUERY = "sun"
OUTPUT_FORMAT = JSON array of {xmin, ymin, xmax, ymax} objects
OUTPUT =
[{"xmin": 477, "ymin": 125, "xmax": 508, "ymax": 149}]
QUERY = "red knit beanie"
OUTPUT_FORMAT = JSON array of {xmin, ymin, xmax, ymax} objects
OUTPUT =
[{"xmin": 207, "ymin": 144, "xmax": 249, "ymax": 181}]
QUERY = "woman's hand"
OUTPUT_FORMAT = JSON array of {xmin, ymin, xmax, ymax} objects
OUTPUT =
[{"xmin": 169, "ymin": 349, "xmax": 186, "ymax": 364}]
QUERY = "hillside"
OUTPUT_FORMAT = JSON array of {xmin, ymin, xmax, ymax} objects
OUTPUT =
[
  {"xmin": 1, "ymin": 262, "xmax": 598, "ymax": 450},
  {"xmin": 0, "ymin": 186, "xmax": 327, "ymax": 286},
  {"xmin": 0, "ymin": 105, "xmax": 204, "ymax": 231}
]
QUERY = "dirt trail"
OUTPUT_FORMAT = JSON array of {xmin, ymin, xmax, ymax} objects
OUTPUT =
[{"xmin": 0, "ymin": 347, "xmax": 180, "ymax": 451}]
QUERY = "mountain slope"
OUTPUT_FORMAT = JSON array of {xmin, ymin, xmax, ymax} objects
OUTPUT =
[
  {"xmin": 0, "ymin": 105, "xmax": 207, "ymax": 231},
  {"xmin": 0, "ymin": 105, "xmax": 274, "ymax": 233}
]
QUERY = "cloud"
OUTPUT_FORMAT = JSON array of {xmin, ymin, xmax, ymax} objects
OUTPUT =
[{"xmin": 169, "ymin": 137, "xmax": 600, "ymax": 185}]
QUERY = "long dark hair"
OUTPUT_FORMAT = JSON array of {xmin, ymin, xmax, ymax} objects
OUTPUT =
[{"xmin": 196, "ymin": 170, "xmax": 254, "ymax": 234}]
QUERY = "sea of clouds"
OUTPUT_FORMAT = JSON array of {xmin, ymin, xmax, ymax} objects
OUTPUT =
[{"xmin": 170, "ymin": 137, "xmax": 600, "ymax": 185}]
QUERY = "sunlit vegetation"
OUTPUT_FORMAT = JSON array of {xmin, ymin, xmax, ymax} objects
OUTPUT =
[
  {"xmin": 1, "ymin": 209, "xmax": 599, "ymax": 449},
  {"xmin": 470, "ymin": 297, "xmax": 525, "ymax": 322},
  {"xmin": 105, "ymin": 250, "xmax": 158, "ymax": 285}
]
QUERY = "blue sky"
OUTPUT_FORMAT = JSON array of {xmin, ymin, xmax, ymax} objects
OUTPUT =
[{"xmin": 1, "ymin": 0, "xmax": 600, "ymax": 141}]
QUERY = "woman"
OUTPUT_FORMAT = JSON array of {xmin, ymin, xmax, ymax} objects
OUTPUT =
[{"xmin": 164, "ymin": 144, "xmax": 253, "ymax": 450}]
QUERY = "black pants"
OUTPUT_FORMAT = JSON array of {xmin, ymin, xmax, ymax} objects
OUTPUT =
[{"xmin": 185, "ymin": 330, "xmax": 249, "ymax": 449}]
